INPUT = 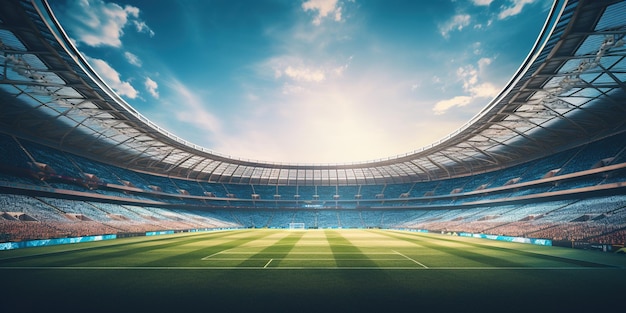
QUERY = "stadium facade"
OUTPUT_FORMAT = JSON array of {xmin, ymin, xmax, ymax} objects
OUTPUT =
[{"xmin": 1, "ymin": 0, "xmax": 625, "ymax": 248}]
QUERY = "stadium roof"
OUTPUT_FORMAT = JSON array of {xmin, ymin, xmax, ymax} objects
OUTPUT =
[{"xmin": 1, "ymin": 0, "xmax": 625, "ymax": 185}]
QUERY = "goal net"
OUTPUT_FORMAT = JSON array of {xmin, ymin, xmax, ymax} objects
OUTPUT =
[{"xmin": 288, "ymin": 222, "xmax": 305, "ymax": 230}]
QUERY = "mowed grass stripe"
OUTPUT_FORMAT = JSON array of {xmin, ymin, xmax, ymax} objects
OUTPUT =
[
  {"xmin": 325, "ymin": 230, "xmax": 380, "ymax": 268},
  {"xmin": 382, "ymin": 230, "xmax": 613, "ymax": 268},
  {"xmin": 3, "ymin": 229, "xmax": 623, "ymax": 271},
  {"xmin": 0, "ymin": 230, "xmax": 265, "ymax": 267},
  {"xmin": 334, "ymin": 229, "xmax": 425, "ymax": 267},
  {"xmin": 0, "ymin": 231, "xmax": 218, "ymax": 263},
  {"xmin": 139, "ymin": 230, "xmax": 282, "ymax": 267},
  {"xmin": 415, "ymin": 232, "xmax": 614, "ymax": 268},
  {"xmin": 375, "ymin": 230, "xmax": 532, "ymax": 268},
  {"xmin": 0, "ymin": 231, "xmax": 223, "ymax": 267},
  {"xmin": 238, "ymin": 230, "xmax": 306, "ymax": 267},
  {"xmin": 278, "ymin": 229, "xmax": 336, "ymax": 267},
  {"xmin": 395, "ymin": 230, "xmax": 617, "ymax": 268},
  {"xmin": 108, "ymin": 230, "xmax": 277, "ymax": 267}
]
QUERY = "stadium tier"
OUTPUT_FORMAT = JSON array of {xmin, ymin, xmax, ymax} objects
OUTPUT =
[{"xmin": 1, "ymin": 0, "xmax": 626, "ymax": 249}]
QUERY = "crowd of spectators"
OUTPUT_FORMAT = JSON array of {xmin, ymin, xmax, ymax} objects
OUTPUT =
[
  {"xmin": 405, "ymin": 217, "xmax": 626, "ymax": 246},
  {"xmin": 396, "ymin": 199, "xmax": 626, "ymax": 246},
  {"xmin": 1, "ymin": 191, "xmax": 625, "ymax": 246},
  {"xmin": 0, "ymin": 191, "xmax": 245, "ymax": 242},
  {"xmin": 0, "ymin": 221, "xmax": 64, "ymax": 242},
  {"xmin": 0, "ymin": 217, "xmax": 229, "ymax": 242}
]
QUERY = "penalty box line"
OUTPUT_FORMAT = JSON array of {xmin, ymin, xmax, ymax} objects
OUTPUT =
[
  {"xmin": 201, "ymin": 250, "xmax": 430, "ymax": 269},
  {"xmin": 205, "ymin": 252, "xmax": 401, "ymax": 255},
  {"xmin": 201, "ymin": 250, "xmax": 417, "ymax": 260},
  {"xmin": 392, "ymin": 250, "xmax": 428, "ymax": 268},
  {"xmin": 201, "ymin": 250, "xmax": 229, "ymax": 260}
]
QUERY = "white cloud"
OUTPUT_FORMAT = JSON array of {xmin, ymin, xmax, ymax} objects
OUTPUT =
[
  {"xmin": 499, "ymin": 0, "xmax": 537, "ymax": 19},
  {"xmin": 477, "ymin": 57, "xmax": 492, "ymax": 71},
  {"xmin": 145, "ymin": 77, "xmax": 159, "ymax": 99},
  {"xmin": 439, "ymin": 14, "xmax": 471, "ymax": 38},
  {"xmin": 263, "ymin": 55, "xmax": 356, "ymax": 99},
  {"xmin": 471, "ymin": 42, "xmax": 483, "ymax": 55},
  {"xmin": 457, "ymin": 57, "xmax": 492, "ymax": 90},
  {"xmin": 457, "ymin": 65, "xmax": 478, "ymax": 90},
  {"xmin": 469, "ymin": 82, "xmax": 499, "ymax": 98},
  {"xmin": 265, "ymin": 55, "xmax": 353, "ymax": 86},
  {"xmin": 284, "ymin": 66, "xmax": 326, "ymax": 82},
  {"xmin": 433, "ymin": 96, "xmax": 472, "ymax": 115},
  {"xmin": 61, "ymin": 0, "xmax": 153, "ymax": 47},
  {"xmin": 302, "ymin": 0, "xmax": 343, "ymax": 26},
  {"xmin": 472, "ymin": 0, "xmax": 494, "ymax": 6},
  {"xmin": 168, "ymin": 80, "xmax": 221, "ymax": 134},
  {"xmin": 124, "ymin": 51, "xmax": 142, "ymax": 66},
  {"xmin": 281, "ymin": 83, "xmax": 306, "ymax": 95},
  {"xmin": 333, "ymin": 55, "xmax": 353, "ymax": 76},
  {"xmin": 432, "ymin": 58, "xmax": 499, "ymax": 115},
  {"xmin": 124, "ymin": 5, "xmax": 139, "ymax": 17},
  {"xmin": 133, "ymin": 20, "xmax": 155, "ymax": 37},
  {"xmin": 86, "ymin": 56, "xmax": 138, "ymax": 98}
]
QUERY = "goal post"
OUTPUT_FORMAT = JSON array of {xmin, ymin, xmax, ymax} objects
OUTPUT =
[{"xmin": 288, "ymin": 222, "xmax": 305, "ymax": 230}]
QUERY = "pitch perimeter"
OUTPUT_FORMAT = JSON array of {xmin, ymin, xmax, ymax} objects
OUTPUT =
[{"xmin": 0, "ymin": 229, "xmax": 623, "ymax": 270}]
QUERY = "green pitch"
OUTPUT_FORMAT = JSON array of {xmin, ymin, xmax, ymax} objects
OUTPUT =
[{"xmin": 1, "ymin": 229, "xmax": 625, "ymax": 312}]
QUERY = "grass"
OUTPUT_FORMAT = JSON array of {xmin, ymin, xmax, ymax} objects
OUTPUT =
[{"xmin": 1, "ymin": 229, "xmax": 625, "ymax": 313}]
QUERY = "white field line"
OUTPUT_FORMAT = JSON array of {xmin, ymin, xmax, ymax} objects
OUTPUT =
[
  {"xmin": 202, "ymin": 258, "xmax": 408, "ymax": 261},
  {"xmin": 392, "ymin": 250, "xmax": 428, "ymax": 268},
  {"xmin": 200, "ymin": 250, "xmax": 229, "ymax": 260},
  {"xmin": 210, "ymin": 252, "xmax": 396, "ymax": 254},
  {"xmin": 201, "ymin": 251, "xmax": 402, "ymax": 259},
  {"xmin": 263, "ymin": 259, "xmax": 273, "ymax": 268},
  {"xmin": 0, "ymin": 266, "xmax": 619, "ymax": 270}
]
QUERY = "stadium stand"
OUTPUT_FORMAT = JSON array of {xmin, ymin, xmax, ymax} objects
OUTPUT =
[{"xmin": 0, "ymin": 0, "xmax": 625, "ymax": 251}]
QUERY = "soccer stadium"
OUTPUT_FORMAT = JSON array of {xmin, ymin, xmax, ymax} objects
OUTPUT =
[{"xmin": 1, "ymin": 0, "xmax": 626, "ymax": 312}]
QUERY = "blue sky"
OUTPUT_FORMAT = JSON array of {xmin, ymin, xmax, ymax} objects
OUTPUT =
[{"xmin": 50, "ymin": 0, "xmax": 551, "ymax": 164}]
